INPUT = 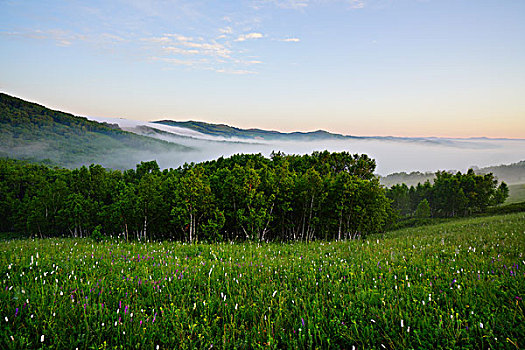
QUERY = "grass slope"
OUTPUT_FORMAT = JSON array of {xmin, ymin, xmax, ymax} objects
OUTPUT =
[
  {"xmin": 0, "ymin": 93, "xmax": 191, "ymax": 169},
  {"xmin": 0, "ymin": 213, "xmax": 523, "ymax": 349}
]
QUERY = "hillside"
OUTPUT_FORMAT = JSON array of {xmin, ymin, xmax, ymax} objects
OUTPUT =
[
  {"xmin": 0, "ymin": 93, "xmax": 191, "ymax": 169},
  {"xmin": 477, "ymin": 160, "xmax": 525, "ymax": 185}
]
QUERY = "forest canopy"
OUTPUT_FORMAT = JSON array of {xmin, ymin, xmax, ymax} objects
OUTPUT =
[{"xmin": 0, "ymin": 151, "xmax": 507, "ymax": 242}]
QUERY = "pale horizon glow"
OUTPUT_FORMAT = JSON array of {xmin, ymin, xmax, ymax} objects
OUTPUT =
[{"xmin": 1, "ymin": 0, "xmax": 524, "ymax": 138}]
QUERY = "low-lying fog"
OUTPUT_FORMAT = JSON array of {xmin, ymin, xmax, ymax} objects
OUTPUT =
[{"xmin": 89, "ymin": 116, "xmax": 525, "ymax": 176}]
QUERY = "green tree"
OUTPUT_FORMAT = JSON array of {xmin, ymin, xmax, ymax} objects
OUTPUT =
[
  {"xmin": 492, "ymin": 182, "xmax": 509, "ymax": 205},
  {"xmin": 415, "ymin": 199, "xmax": 431, "ymax": 218},
  {"xmin": 171, "ymin": 166, "xmax": 223, "ymax": 243}
]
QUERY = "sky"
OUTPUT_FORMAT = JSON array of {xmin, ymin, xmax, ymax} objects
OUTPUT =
[{"xmin": 1, "ymin": 0, "xmax": 524, "ymax": 138}]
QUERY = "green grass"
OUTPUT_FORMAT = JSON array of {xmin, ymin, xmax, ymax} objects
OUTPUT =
[
  {"xmin": 1, "ymin": 213, "xmax": 524, "ymax": 349},
  {"xmin": 507, "ymin": 183, "xmax": 525, "ymax": 204}
]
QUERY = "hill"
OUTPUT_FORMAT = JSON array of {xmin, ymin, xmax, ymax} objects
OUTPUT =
[
  {"xmin": 154, "ymin": 120, "xmax": 352, "ymax": 141},
  {"xmin": 476, "ymin": 160, "xmax": 525, "ymax": 185},
  {"xmin": 0, "ymin": 93, "xmax": 191, "ymax": 169}
]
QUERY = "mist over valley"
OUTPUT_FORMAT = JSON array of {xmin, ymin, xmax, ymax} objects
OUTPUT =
[{"xmin": 89, "ymin": 115, "xmax": 525, "ymax": 177}]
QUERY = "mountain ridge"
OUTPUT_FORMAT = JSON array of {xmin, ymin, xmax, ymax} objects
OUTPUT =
[
  {"xmin": 154, "ymin": 120, "xmax": 351, "ymax": 141},
  {"xmin": 154, "ymin": 119, "xmax": 525, "ymax": 142}
]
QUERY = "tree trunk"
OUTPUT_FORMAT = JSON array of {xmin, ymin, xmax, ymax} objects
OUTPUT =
[
  {"xmin": 143, "ymin": 215, "xmax": 148, "ymax": 241},
  {"xmin": 306, "ymin": 194, "xmax": 315, "ymax": 242},
  {"xmin": 189, "ymin": 213, "xmax": 193, "ymax": 243},
  {"xmin": 261, "ymin": 203, "xmax": 274, "ymax": 242},
  {"xmin": 338, "ymin": 209, "xmax": 343, "ymax": 241}
]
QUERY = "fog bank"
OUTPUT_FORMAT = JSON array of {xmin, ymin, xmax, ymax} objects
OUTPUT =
[{"xmin": 88, "ymin": 116, "xmax": 525, "ymax": 175}]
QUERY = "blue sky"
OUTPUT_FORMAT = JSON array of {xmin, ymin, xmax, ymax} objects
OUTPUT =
[{"xmin": 1, "ymin": 0, "xmax": 524, "ymax": 137}]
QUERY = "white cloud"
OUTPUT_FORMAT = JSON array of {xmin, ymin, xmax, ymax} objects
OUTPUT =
[
  {"xmin": 100, "ymin": 33, "xmax": 126, "ymax": 43},
  {"xmin": 347, "ymin": 0, "xmax": 366, "ymax": 9},
  {"xmin": 279, "ymin": 37, "xmax": 300, "ymax": 42},
  {"xmin": 254, "ymin": 0, "xmax": 371, "ymax": 10},
  {"xmin": 145, "ymin": 33, "xmax": 232, "ymax": 59},
  {"xmin": 214, "ymin": 68, "xmax": 257, "ymax": 75},
  {"xmin": 219, "ymin": 27, "xmax": 233, "ymax": 34},
  {"xmin": 181, "ymin": 41, "xmax": 232, "ymax": 58},
  {"xmin": 254, "ymin": 0, "xmax": 310, "ymax": 10},
  {"xmin": 162, "ymin": 46, "xmax": 200, "ymax": 55},
  {"xmin": 164, "ymin": 33, "xmax": 194, "ymax": 42},
  {"xmin": 141, "ymin": 36, "xmax": 172, "ymax": 44},
  {"xmin": 235, "ymin": 32, "xmax": 264, "ymax": 42}
]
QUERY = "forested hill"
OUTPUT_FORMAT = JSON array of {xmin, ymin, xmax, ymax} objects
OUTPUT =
[
  {"xmin": 477, "ymin": 161, "xmax": 525, "ymax": 185},
  {"xmin": 154, "ymin": 120, "xmax": 351, "ymax": 140},
  {"xmin": 0, "ymin": 93, "xmax": 190, "ymax": 169},
  {"xmin": 380, "ymin": 160, "xmax": 525, "ymax": 187}
]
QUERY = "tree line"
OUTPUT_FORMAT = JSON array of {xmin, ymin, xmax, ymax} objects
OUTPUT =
[
  {"xmin": 0, "ymin": 152, "xmax": 391, "ymax": 242},
  {"xmin": 386, "ymin": 170, "xmax": 508, "ymax": 219},
  {"xmin": 0, "ymin": 152, "xmax": 508, "ymax": 242}
]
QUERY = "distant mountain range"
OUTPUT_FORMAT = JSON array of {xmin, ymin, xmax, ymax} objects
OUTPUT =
[
  {"xmin": 154, "ymin": 120, "xmax": 524, "ymax": 144},
  {"xmin": 154, "ymin": 120, "xmax": 350, "ymax": 141}
]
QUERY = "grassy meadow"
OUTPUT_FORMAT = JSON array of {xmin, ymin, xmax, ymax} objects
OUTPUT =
[{"xmin": 1, "ymin": 213, "xmax": 524, "ymax": 349}]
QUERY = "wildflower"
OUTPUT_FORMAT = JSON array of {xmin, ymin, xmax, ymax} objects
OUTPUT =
[
  {"xmin": 480, "ymin": 322, "xmax": 483, "ymax": 329},
  {"xmin": 41, "ymin": 335, "xmax": 44, "ymax": 342},
  {"xmin": 401, "ymin": 319, "xmax": 404, "ymax": 328}
]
